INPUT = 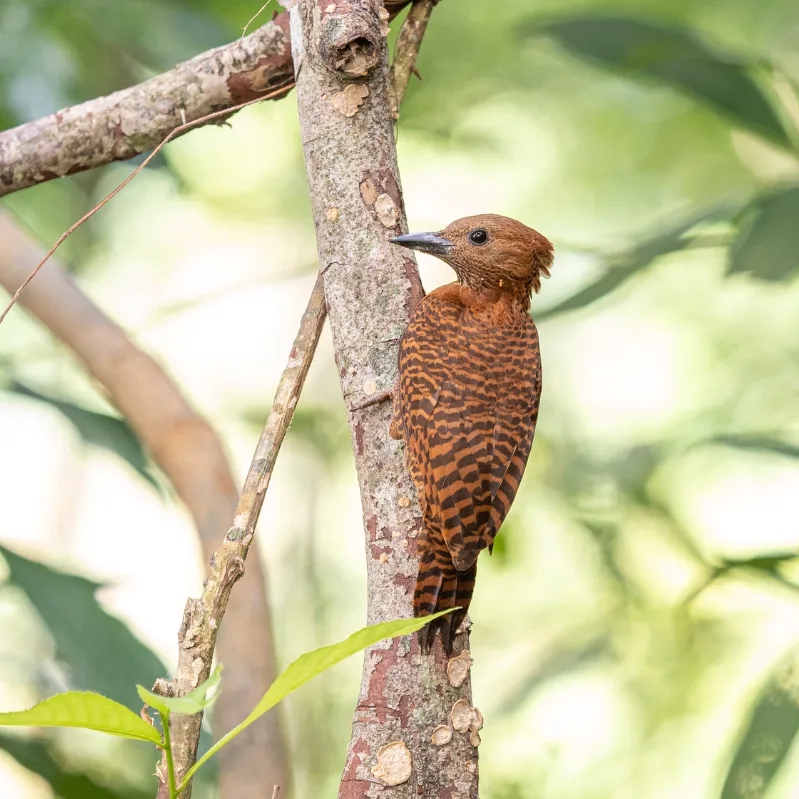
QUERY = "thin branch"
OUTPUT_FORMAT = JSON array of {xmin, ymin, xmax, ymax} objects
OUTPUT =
[
  {"xmin": 0, "ymin": 213, "xmax": 289, "ymax": 795},
  {"xmin": 0, "ymin": 90, "xmax": 288, "ymax": 327},
  {"xmin": 241, "ymin": 1, "xmax": 275, "ymax": 40},
  {"xmin": 0, "ymin": 2, "xmax": 416, "ymax": 199},
  {"xmin": 155, "ymin": 274, "xmax": 327, "ymax": 798},
  {"xmin": 389, "ymin": 0, "xmax": 437, "ymax": 120}
]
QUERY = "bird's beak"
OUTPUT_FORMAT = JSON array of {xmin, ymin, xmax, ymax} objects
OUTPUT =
[{"xmin": 391, "ymin": 231, "xmax": 454, "ymax": 256}]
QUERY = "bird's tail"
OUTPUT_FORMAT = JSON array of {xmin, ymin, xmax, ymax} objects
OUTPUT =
[{"xmin": 414, "ymin": 546, "xmax": 476, "ymax": 654}]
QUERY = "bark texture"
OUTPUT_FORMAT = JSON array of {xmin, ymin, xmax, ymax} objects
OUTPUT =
[
  {"xmin": 290, "ymin": 2, "xmax": 479, "ymax": 797},
  {"xmin": 0, "ymin": 2, "xmax": 415, "ymax": 198},
  {"xmin": 0, "ymin": 211, "xmax": 288, "ymax": 797}
]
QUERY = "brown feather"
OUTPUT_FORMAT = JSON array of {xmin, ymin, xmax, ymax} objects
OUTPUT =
[{"xmin": 392, "ymin": 214, "xmax": 552, "ymax": 653}]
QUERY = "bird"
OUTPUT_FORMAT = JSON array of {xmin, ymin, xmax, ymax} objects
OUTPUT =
[{"xmin": 389, "ymin": 214, "xmax": 553, "ymax": 653}]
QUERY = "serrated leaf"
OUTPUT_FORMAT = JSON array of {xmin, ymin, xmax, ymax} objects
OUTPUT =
[
  {"xmin": 137, "ymin": 666, "xmax": 222, "ymax": 716},
  {"xmin": 728, "ymin": 188, "xmax": 799, "ymax": 281},
  {"xmin": 7, "ymin": 382, "xmax": 159, "ymax": 490},
  {"xmin": 0, "ymin": 545, "xmax": 165, "ymax": 712},
  {"xmin": 721, "ymin": 649, "xmax": 799, "ymax": 798},
  {"xmin": 0, "ymin": 692, "xmax": 161, "ymax": 744},
  {"xmin": 181, "ymin": 610, "xmax": 455, "ymax": 788},
  {"xmin": 529, "ymin": 17, "xmax": 793, "ymax": 150}
]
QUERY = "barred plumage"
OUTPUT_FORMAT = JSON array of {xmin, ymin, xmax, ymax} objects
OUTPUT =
[{"xmin": 391, "ymin": 214, "xmax": 554, "ymax": 653}]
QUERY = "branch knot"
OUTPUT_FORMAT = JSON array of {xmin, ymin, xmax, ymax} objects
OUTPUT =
[{"xmin": 318, "ymin": 3, "xmax": 383, "ymax": 77}]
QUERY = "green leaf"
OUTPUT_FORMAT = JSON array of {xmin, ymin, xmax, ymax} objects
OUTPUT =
[
  {"xmin": 180, "ymin": 610, "xmax": 455, "ymax": 788},
  {"xmin": 539, "ymin": 207, "xmax": 731, "ymax": 319},
  {"xmin": 528, "ymin": 17, "xmax": 793, "ymax": 150},
  {"xmin": 0, "ymin": 732, "xmax": 150, "ymax": 799},
  {"xmin": 0, "ymin": 545, "xmax": 165, "ymax": 713},
  {"xmin": 0, "ymin": 692, "xmax": 161, "ymax": 744},
  {"xmin": 719, "ymin": 553, "xmax": 798, "ymax": 577},
  {"xmin": 712, "ymin": 434, "xmax": 799, "ymax": 460},
  {"xmin": 7, "ymin": 381, "xmax": 159, "ymax": 491},
  {"xmin": 728, "ymin": 188, "xmax": 799, "ymax": 281},
  {"xmin": 721, "ymin": 649, "xmax": 799, "ymax": 798},
  {"xmin": 137, "ymin": 666, "xmax": 223, "ymax": 716}
]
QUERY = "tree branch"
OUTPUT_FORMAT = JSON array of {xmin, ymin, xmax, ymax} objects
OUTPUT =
[
  {"xmin": 389, "ymin": 0, "xmax": 436, "ymax": 120},
  {"xmin": 0, "ymin": 211, "xmax": 289, "ymax": 797},
  {"xmin": 154, "ymin": 273, "xmax": 327, "ymax": 798},
  {"xmin": 289, "ymin": 1, "xmax": 479, "ymax": 797},
  {"xmin": 0, "ymin": 2, "xmax": 415, "ymax": 198}
]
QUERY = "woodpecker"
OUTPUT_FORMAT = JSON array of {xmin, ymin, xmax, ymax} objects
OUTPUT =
[{"xmin": 390, "ymin": 214, "xmax": 553, "ymax": 652}]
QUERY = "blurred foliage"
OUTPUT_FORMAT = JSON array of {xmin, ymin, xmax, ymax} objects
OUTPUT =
[
  {"xmin": 528, "ymin": 17, "xmax": 795, "ymax": 150},
  {"xmin": 0, "ymin": 545, "xmax": 164, "ymax": 710},
  {"xmin": 728, "ymin": 187, "xmax": 799, "ymax": 280},
  {"xmin": 3, "ymin": 381, "xmax": 159, "ymax": 491},
  {"xmin": 0, "ymin": 732, "xmax": 149, "ymax": 799},
  {"xmin": 722, "ymin": 648, "xmax": 799, "ymax": 799},
  {"xmin": 1, "ymin": 0, "xmax": 799, "ymax": 798},
  {"xmin": 0, "ymin": 546, "xmax": 170, "ymax": 797},
  {"xmin": 536, "ymin": 203, "xmax": 738, "ymax": 320}
]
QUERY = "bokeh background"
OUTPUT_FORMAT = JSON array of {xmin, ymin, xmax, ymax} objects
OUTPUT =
[{"xmin": 2, "ymin": 0, "xmax": 799, "ymax": 797}]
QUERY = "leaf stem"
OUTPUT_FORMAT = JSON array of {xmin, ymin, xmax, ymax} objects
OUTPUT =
[{"xmin": 161, "ymin": 710, "xmax": 178, "ymax": 799}]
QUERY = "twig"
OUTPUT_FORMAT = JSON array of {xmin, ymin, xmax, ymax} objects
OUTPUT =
[
  {"xmin": 241, "ymin": 1, "xmax": 275, "ymax": 41},
  {"xmin": 0, "ymin": 88, "xmax": 289, "ymax": 327},
  {"xmin": 389, "ymin": 0, "xmax": 437, "ymax": 120},
  {"xmin": 0, "ymin": 212, "xmax": 289, "ymax": 797},
  {"xmin": 154, "ymin": 274, "xmax": 327, "ymax": 798}
]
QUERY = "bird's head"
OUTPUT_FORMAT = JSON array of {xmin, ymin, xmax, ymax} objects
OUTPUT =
[{"xmin": 391, "ymin": 214, "xmax": 553, "ymax": 305}]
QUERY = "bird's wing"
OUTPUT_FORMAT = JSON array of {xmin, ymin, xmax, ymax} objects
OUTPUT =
[{"xmin": 398, "ymin": 289, "xmax": 540, "ymax": 571}]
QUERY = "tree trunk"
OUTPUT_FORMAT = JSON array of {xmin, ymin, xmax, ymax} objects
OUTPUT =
[{"xmin": 289, "ymin": 1, "xmax": 480, "ymax": 796}]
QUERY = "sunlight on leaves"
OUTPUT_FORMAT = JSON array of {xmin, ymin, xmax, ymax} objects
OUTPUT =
[{"xmin": 0, "ymin": 692, "xmax": 161, "ymax": 744}]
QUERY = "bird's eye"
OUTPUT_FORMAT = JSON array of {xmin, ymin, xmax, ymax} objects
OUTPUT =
[{"xmin": 468, "ymin": 228, "xmax": 488, "ymax": 246}]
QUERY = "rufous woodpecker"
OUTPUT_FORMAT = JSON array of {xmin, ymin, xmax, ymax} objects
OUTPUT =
[{"xmin": 390, "ymin": 214, "xmax": 553, "ymax": 653}]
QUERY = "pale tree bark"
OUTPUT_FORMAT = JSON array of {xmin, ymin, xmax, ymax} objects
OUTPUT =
[
  {"xmin": 290, "ymin": 1, "xmax": 480, "ymax": 797},
  {"xmin": 0, "ymin": 212, "xmax": 289, "ymax": 798},
  {"xmin": 0, "ymin": 1, "xmax": 415, "ymax": 198}
]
